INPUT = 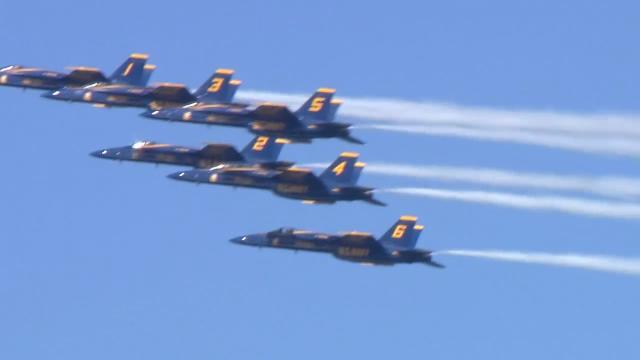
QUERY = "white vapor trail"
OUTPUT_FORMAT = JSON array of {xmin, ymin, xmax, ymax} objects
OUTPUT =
[
  {"xmin": 385, "ymin": 187, "xmax": 640, "ymax": 220},
  {"xmin": 238, "ymin": 90, "xmax": 640, "ymax": 157},
  {"xmin": 438, "ymin": 250, "xmax": 640, "ymax": 276},
  {"xmin": 306, "ymin": 163, "xmax": 640, "ymax": 200},
  {"xmin": 361, "ymin": 163, "xmax": 640, "ymax": 199},
  {"xmin": 367, "ymin": 124, "xmax": 640, "ymax": 158}
]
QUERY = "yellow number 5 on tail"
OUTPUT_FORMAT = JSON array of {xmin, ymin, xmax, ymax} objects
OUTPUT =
[{"xmin": 309, "ymin": 97, "xmax": 325, "ymax": 112}]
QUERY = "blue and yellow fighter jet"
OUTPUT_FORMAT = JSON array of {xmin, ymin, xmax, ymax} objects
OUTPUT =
[
  {"xmin": 42, "ymin": 66, "xmax": 241, "ymax": 109},
  {"xmin": 168, "ymin": 151, "xmax": 385, "ymax": 206},
  {"xmin": 230, "ymin": 216, "xmax": 444, "ymax": 267},
  {"xmin": 143, "ymin": 88, "xmax": 362, "ymax": 144},
  {"xmin": 90, "ymin": 136, "xmax": 291, "ymax": 169},
  {"xmin": 0, "ymin": 54, "xmax": 156, "ymax": 91}
]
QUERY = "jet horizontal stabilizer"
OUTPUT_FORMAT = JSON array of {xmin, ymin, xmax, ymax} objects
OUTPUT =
[
  {"xmin": 365, "ymin": 198, "xmax": 387, "ymax": 207},
  {"xmin": 341, "ymin": 134, "xmax": 365, "ymax": 145},
  {"xmin": 425, "ymin": 260, "xmax": 446, "ymax": 269}
]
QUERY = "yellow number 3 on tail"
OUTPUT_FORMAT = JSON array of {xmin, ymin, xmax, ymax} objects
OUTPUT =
[{"xmin": 208, "ymin": 77, "xmax": 224, "ymax": 92}]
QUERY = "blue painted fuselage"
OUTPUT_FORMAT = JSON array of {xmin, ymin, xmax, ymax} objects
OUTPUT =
[
  {"xmin": 230, "ymin": 229, "xmax": 435, "ymax": 265},
  {"xmin": 0, "ymin": 66, "xmax": 70, "ymax": 90}
]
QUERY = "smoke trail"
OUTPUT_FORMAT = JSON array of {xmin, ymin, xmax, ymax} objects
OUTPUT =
[
  {"xmin": 238, "ymin": 90, "xmax": 640, "ymax": 138},
  {"xmin": 438, "ymin": 250, "xmax": 640, "ymax": 276},
  {"xmin": 363, "ymin": 124, "xmax": 640, "ymax": 158},
  {"xmin": 342, "ymin": 163, "xmax": 640, "ymax": 200},
  {"xmin": 385, "ymin": 187, "xmax": 640, "ymax": 220}
]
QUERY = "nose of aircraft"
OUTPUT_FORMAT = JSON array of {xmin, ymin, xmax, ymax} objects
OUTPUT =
[
  {"xmin": 229, "ymin": 234, "xmax": 268, "ymax": 246},
  {"xmin": 90, "ymin": 147, "xmax": 129, "ymax": 160},
  {"xmin": 140, "ymin": 109, "xmax": 157, "ymax": 118},
  {"xmin": 229, "ymin": 236, "xmax": 247, "ymax": 245},
  {"xmin": 167, "ymin": 170, "xmax": 206, "ymax": 182},
  {"xmin": 90, "ymin": 149, "xmax": 108, "ymax": 158},
  {"xmin": 141, "ymin": 109, "xmax": 170, "ymax": 119},
  {"xmin": 41, "ymin": 90, "xmax": 59, "ymax": 99}
]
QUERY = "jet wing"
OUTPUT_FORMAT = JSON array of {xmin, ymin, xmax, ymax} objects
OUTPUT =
[
  {"xmin": 275, "ymin": 168, "xmax": 328, "ymax": 191},
  {"xmin": 251, "ymin": 104, "xmax": 303, "ymax": 129},
  {"xmin": 212, "ymin": 166, "xmax": 281, "ymax": 185},
  {"xmin": 340, "ymin": 232, "xmax": 377, "ymax": 243},
  {"xmin": 65, "ymin": 67, "xmax": 108, "ymax": 85},
  {"xmin": 200, "ymin": 144, "xmax": 245, "ymax": 162},
  {"xmin": 149, "ymin": 83, "xmax": 197, "ymax": 103}
]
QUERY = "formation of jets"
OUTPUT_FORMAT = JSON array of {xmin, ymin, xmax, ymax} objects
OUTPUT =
[{"xmin": 1, "ymin": 53, "xmax": 442, "ymax": 267}]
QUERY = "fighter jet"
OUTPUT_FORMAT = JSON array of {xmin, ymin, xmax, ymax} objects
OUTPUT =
[
  {"xmin": 168, "ymin": 151, "xmax": 385, "ymax": 206},
  {"xmin": 90, "ymin": 136, "xmax": 291, "ymax": 169},
  {"xmin": 0, "ymin": 53, "xmax": 155, "ymax": 91},
  {"xmin": 230, "ymin": 216, "xmax": 443, "ymax": 267},
  {"xmin": 143, "ymin": 88, "xmax": 362, "ymax": 144},
  {"xmin": 42, "ymin": 62, "xmax": 242, "ymax": 110}
]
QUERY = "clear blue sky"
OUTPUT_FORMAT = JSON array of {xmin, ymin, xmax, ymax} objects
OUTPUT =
[{"xmin": 1, "ymin": 1, "xmax": 639, "ymax": 359}]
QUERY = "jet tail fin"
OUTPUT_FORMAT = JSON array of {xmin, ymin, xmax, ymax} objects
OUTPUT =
[
  {"xmin": 227, "ymin": 79, "xmax": 242, "ymax": 103},
  {"xmin": 240, "ymin": 136, "xmax": 288, "ymax": 163},
  {"xmin": 319, "ymin": 152, "xmax": 360, "ymax": 187},
  {"xmin": 327, "ymin": 99, "xmax": 342, "ymax": 122},
  {"xmin": 295, "ymin": 88, "xmax": 336, "ymax": 124},
  {"xmin": 379, "ymin": 216, "xmax": 421, "ymax": 250},
  {"xmin": 194, "ymin": 69, "xmax": 236, "ymax": 103},
  {"xmin": 140, "ymin": 64, "xmax": 156, "ymax": 86},
  {"xmin": 109, "ymin": 53, "xmax": 149, "ymax": 86}
]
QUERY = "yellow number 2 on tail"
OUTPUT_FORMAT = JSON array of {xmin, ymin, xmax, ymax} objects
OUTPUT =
[{"xmin": 252, "ymin": 136, "xmax": 269, "ymax": 151}]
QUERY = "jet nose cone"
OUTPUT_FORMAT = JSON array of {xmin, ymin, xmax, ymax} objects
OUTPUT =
[
  {"xmin": 229, "ymin": 236, "xmax": 247, "ymax": 244},
  {"xmin": 168, "ymin": 170, "xmax": 204, "ymax": 182},
  {"xmin": 90, "ymin": 148, "xmax": 125, "ymax": 159},
  {"xmin": 90, "ymin": 150, "xmax": 107, "ymax": 158},
  {"xmin": 41, "ymin": 90, "xmax": 59, "ymax": 99},
  {"xmin": 141, "ymin": 109, "xmax": 164, "ymax": 119},
  {"xmin": 167, "ymin": 171, "xmax": 186, "ymax": 181},
  {"xmin": 229, "ymin": 234, "xmax": 267, "ymax": 246}
]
